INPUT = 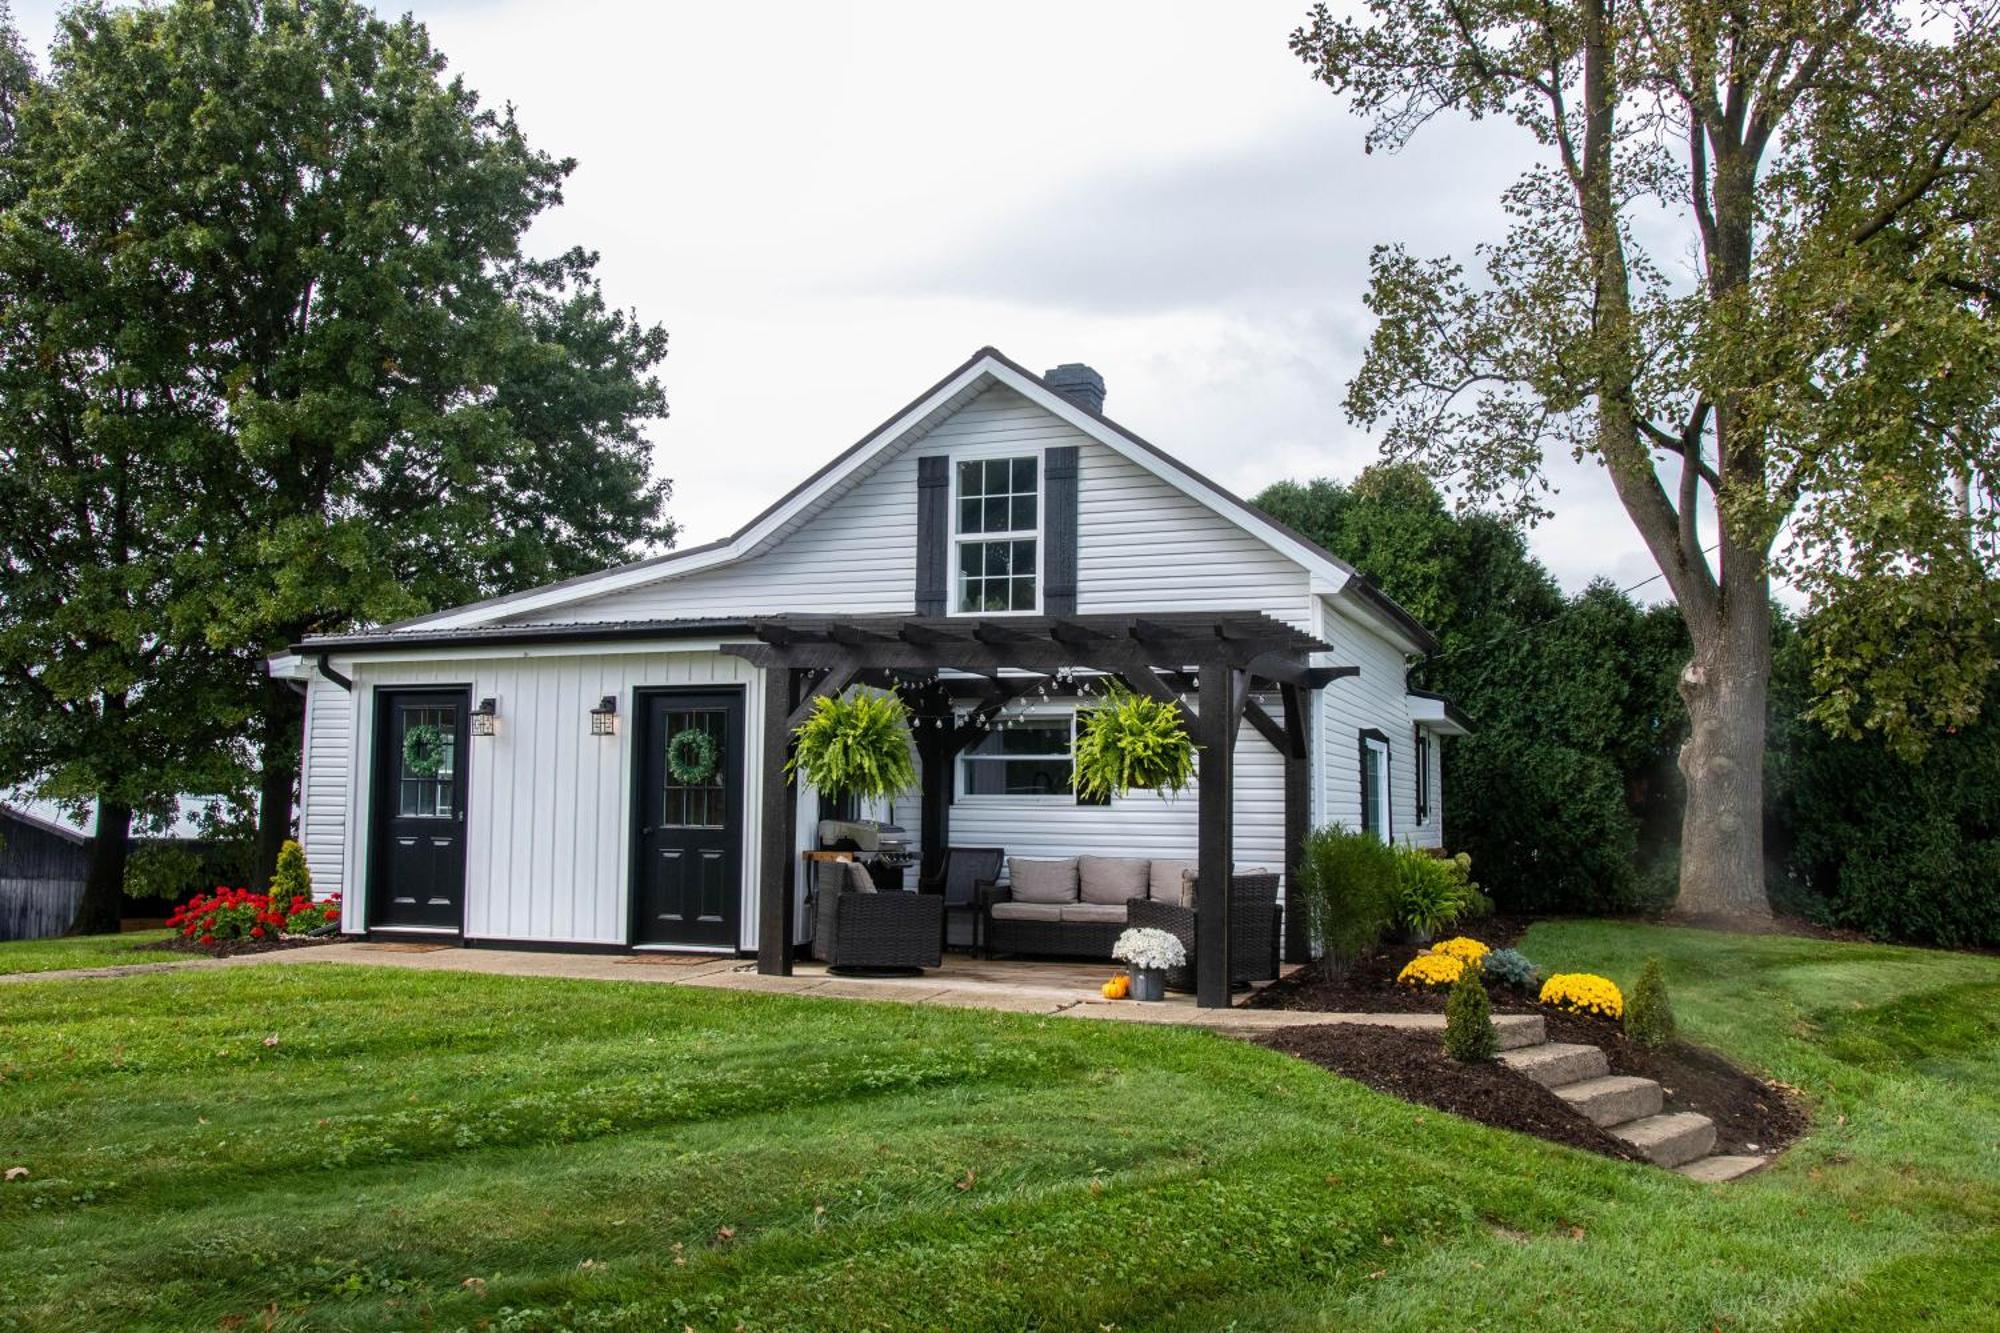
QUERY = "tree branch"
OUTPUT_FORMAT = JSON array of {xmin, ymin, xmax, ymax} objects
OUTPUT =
[{"xmin": 1850, "ymin": 89, "xmax": 2000, "ymax": 247}]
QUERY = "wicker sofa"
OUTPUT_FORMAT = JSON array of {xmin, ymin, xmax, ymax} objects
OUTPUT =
[
  {"xmin": 982, "ymin": 855, "xmax": 1273, "ymax": 962},
  {"xmin": 811, "ymin": 859, "xmax": 943, "ymax": 972}
]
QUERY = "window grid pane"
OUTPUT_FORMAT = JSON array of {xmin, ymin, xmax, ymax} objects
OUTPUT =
[
  {"xmin": 398, "ymin": 704, "xmax": 457, "ymax": 819},
  {"xmin": 662, "ymin": 708, "xmax": 726, "ymax": 829}
]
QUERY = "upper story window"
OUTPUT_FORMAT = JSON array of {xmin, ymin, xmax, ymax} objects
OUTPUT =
[{"xmin": 954, "ymin": 455, "xmax": 1039, "ymax": 613}]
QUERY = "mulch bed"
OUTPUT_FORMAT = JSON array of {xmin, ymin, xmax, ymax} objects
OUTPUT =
[
  {"xmin": 1538, "ymin": 1009, "xmax": 1807, "ymax": 1156},
  {"xmin": 138, "ymin": 934, "xmax": 346, "ymax": 960},
  {"xmin": 1248, "ymin": 918, "xmax": 1808, "ymax": 1160},
  {"xmin": 1255, "ymin": 1024, "xmax": 1640, "ymax": 1161}
]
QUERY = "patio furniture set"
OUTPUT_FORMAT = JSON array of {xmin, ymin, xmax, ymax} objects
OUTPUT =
[{"xmin": 810, "ymin": 847, "xmax": 1282, "ymax": 992}]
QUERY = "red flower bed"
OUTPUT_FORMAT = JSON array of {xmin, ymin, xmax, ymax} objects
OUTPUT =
[{"xmin": 168, "ymin": 888, "xmax": 342, "ymax": 945}]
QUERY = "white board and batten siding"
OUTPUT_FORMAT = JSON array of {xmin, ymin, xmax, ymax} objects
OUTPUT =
[{"xmin": 308, "ymin": 649, "xmax": 766, "ymax": 949}]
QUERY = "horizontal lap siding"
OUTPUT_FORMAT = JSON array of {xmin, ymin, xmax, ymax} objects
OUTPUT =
[
  {"xmin": 301, "ymin": 675, "xmax": 352, "ymax": 898},
  {"xmin": 1316, "ymin": 599, "xmax": 1438, "ymax": 846},
  {"xmin": 1077, "ymin": 447, "xmax": 1310, "ymax": 625},
  {"xmin": 336, "ymin": 652, "xmax": 763, "ymax": 948},
  {"xmin": 948, "ymin": 713, "xmax": 1287, "ymax": 877}
]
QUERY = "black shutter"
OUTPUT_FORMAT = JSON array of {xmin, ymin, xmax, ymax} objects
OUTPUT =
[
  {"xmin": 916, "ymin": 455, "xmax": 948, "ymax": 616},
  {"xmin": 1043, "ymin": 445, "xmax": 1079, "ymax": 615}
]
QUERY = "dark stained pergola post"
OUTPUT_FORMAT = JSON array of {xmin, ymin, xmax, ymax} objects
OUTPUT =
[
  {"xmin": 1195, "ymin": 660, "xmax": 1242, "ymax": 1008},
  {"xmin": 757, "ymin": 665, "xmax": 799, "ymax": 975},
  {"xmin": 1280, "ymin": 682, "xmax": 1314, "ymax": 965}
]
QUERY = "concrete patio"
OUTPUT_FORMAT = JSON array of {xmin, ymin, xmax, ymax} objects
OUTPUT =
[{"xmin": 5, "ymin": 939, "xmax": 1548, "ymax": 1043}]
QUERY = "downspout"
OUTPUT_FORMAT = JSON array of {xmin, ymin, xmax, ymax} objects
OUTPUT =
[{"xmin": 315, "ymin": 653, "xmax": 353, "ymax": 692}]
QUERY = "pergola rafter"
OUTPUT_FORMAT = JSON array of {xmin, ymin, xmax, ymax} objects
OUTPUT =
[{"xmin": 722, "ymin": 612, "xmax": 1344, "ymax": 1008}]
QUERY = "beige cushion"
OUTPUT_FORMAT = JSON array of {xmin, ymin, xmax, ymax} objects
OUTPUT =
[
  {"xmin": 1008, "ymin": 857, "xmax": 1079, "ymax": 903},
  {"xmin": 1059, "ymin": 902, "xmax": 1129, "ymax": 924},
  {"xmin": 1078, "ymin": 856, "xmax": 1149, "ymax": 905},
  {"xmin": 845, "ymin": 860, "xmax": 877, "ymax": 893},
  {"xmin": 1149, "ymin": 860, "xmax": 1197, "ymax": 908},
  {"xmin": 990, "ymin": 900, "xmax": 1063, "ymax": 922}
]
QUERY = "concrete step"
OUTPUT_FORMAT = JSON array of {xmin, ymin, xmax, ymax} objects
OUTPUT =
[
  {"xmin": 1555, "ymin": 1074, "xmax": 1664, "ymax": 1128},
  {"xmin": 1610, "ymin": 1111, "xmax": 1717, "ymax": 1168},
  {"xmin": 1492, "ymin": 1013, "xmax": 1546, "ymax": 1050},
  {"xmin": 1677, "ymin": 1154, "xmax": 1768, "ymax": 1183},
  {"xmin": 1498, "ymin": 1041, "xmax": 1609, "ymax": 1089}
]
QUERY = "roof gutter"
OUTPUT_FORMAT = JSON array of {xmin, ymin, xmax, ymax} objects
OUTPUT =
[{"xmin": 293, "ymin": 619, "xmax": 762, "ymax": 657}]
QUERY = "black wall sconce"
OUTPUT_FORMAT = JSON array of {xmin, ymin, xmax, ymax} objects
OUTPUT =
[
  {"xmin": 589, "ymin": 695, "xmax": 618, "ymax": 736},
  {"xmin": 471, "ymin": 697, "xmax": 499, "ymax": 737}
]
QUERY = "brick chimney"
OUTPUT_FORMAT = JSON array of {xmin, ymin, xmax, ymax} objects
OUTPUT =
[{"xmin": 1043, "ymin": 363, "xmax": 1106, "ymax": 415}]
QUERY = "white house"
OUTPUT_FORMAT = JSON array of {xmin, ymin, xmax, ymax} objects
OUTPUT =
[{"xmin": 270, "ymin": 347, "xmax": 1468, "ymax": 1005}]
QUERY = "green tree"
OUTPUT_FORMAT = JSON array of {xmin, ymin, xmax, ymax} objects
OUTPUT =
[
  {"xmin": 1258, "ymin": 466, "xmax": 1686, "ymax": 911},
  {"xmin": 0, "ymin": 0, "xmax": 674, "ymax": 893},
  {"xmin": 1291, "ymin": 0, "xmax": 2000, "ymax": 915}
]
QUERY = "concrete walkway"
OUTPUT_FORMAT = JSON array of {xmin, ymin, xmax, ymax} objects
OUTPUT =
[{"xmin": 4, "ymin": 940, "xmax": 1547, "ymax": 1042}]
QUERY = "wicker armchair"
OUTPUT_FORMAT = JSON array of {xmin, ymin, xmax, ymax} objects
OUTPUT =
[
  {"xmin": 1125, "ymin": 872, "xmax": 1282, "ymax": 992},
  {"xmin": 812, "ymin": 860, "xmax": 943, "ymax": 972}
]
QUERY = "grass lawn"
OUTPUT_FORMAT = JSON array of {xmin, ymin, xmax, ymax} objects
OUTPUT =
[
  {"xmin": 1, "ymin": 923, "xmax": 1996, "ymax": 1330},
  {"xmin": 0, "ymin": 927, "xmax": 181, "ymax": 976}
]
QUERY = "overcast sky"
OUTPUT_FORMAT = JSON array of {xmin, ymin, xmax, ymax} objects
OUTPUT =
[{"xmin": 11, "ymin": 0, "xmax": 1674, "ymax": 599}]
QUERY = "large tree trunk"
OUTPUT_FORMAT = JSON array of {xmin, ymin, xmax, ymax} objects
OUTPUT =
[
  {"xmin": 71, "ymin": 799, "xmax": 132, "ymax": 936},
  {"xmin": 254, "ymin": 675, "xmax": 303, "ymax": 890},
  {"xmin": 1674, "ymin": 587, "xmax": 1773, "ymax": 917}
]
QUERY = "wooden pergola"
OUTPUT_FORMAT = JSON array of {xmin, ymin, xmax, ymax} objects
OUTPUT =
[{"xmin": 722, "ymin": 611, "xmax": 1352, "ymax": 1008}]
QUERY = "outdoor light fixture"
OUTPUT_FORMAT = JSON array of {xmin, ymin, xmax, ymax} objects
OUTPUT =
[
  {"xmin": 589, "ymin": 695, "xmax": 618, "ymax": 736},
  {"xmin": 471, "ymin": 697, "xmax": 499, "ymax": 737}
]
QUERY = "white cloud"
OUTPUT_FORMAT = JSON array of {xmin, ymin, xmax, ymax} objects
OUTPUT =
[{"xmin": 7, "ymin": 0, "xmax": 1711, "ymax": 603}]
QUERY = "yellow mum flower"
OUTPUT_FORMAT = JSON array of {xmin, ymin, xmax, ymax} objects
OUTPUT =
[
  {"xmin": 1539, "ymin": 972, "xmax": 1625, "ymax": 1019},
  {"xmin": 1434, "ymin": 936, "xmax": 1490, "ymax": 966},
  {"xmin": 1396, "ymin": 953, "xmax": 1466, "ymax": 990}
]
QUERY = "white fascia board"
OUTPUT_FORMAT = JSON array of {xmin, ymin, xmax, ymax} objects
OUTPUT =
[
  {"xmin": 266, "ymin": 653, "xmax": 311, "ymax": 680},
  {"xmin": 415, "ymin": 359, "xmax": 1000, "ymax": 631},
  {"xmin": 336, "ymin": 639, "xmax": 744, "ymax": 668},
  {"xmin": 1408, "ymin": 694, "xmax": 1471, "ymax": 736}
]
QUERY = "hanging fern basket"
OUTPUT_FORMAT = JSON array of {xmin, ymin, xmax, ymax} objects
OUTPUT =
[
  {"xmin": 402, "ymin": 724, "xmax": 449, "ymax": 777},
  {"xmin": 787, "ymin": 690, "xmax": 918, "ymax": 801},
  {"xmin": 666, "ymin": 727, "xmax": 720, "ymax": 784},
  {"xmin": 1072, "ymin": 686, "xmax": 1197, "ymax": 801}
]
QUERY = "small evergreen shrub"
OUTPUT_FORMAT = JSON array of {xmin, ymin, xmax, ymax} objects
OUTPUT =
[
  {"xmin": 1480, "ymin": 947, "xmax": 1542, "ymax": 992},
  {"xmin": 272, "ymin": 839, "xmax": 312, "ymax": 898},
  {"xmin": 1625, "ymin": 957, "xmax": 1676, "ymax": 1049},
  {"xmin": 1443, "ymin": 966, "xmax": 1498, "ymax": 1062},
  {"xmin": 1294, "ymin": 825, "xmax": 1400, "ymax": 966}
]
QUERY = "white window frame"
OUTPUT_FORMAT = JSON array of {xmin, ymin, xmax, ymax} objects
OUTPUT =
[
  {"xmin": 956, "ymin": 707, "xmax": 1077, "ymax": 804},
  {"xmin": 950, "ymin": 448, "xmax": 1043, "ymax": 616},
  {"xmin": 1361, "ymin": 731, "xmax": 1391, "ymax": 840}
]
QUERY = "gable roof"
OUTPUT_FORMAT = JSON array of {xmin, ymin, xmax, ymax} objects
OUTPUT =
[{"xmin": 388, "ymin": 347, "xmax": 1438, "ymax": 653}]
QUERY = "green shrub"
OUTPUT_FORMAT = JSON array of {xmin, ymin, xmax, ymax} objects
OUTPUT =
[
  {"xmin": 1393, "ymin": 847, "xmax": 1478, "ymax": 938},
  {"xmin": 272, "ymin": 839, "xmax": 312, "ymax": 898},
  {"xmin": 1072, "ymin": 685, "xmax": 1197, "ymax": 800},
  {"xmin": 1443, "ymin": 965, "xmax": 1498, "ymax": 1062},
  {"xmin": 1481, "ymin": 947, "xmax": 1542, "ymax": 992},
  {"xmin": 1294, "ymin": 825, "xmax": 1400, "ymax": 965},
  {"xmin": 788, "ymin": 691, "xmax": 918, "ymax": 800},
  {"xmin": 1625, "ymin": 957, "xmax": 1675, "ymax": 1049}
]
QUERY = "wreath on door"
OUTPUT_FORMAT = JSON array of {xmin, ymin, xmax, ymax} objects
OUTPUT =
[
  {"xmin": 402, "ymin": 723, "xmax": 449, "ymax": 777},
  {"xmin": 666, "ymin": 726, "xmax": 719, "ymax": 785}
]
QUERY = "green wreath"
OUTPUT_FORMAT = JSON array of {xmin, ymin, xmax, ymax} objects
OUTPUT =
[
  {"xmin": 666, "ymin": 727, "xmax": 719, "ymax": 785},
  {"xmin": 403, "ymin": 723, "xmax": 449, "ymax": 777}
]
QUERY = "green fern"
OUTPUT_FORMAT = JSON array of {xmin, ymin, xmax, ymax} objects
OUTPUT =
[
  {"xmin": 1072, "ymin": 685, "xmax": 1198, "ymax": 801},
  {"xmin": 787, "ymin": 690, "xmax": 918, "ymax": 800}
]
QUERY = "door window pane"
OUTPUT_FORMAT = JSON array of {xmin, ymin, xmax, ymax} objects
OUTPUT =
[
  {"xmin": 662, "ymin": 708, "xmax": 727, "ymax": 829},
  {"xmin": 398, "ymin": 704, "xmax": 457, "ymax": 819}
]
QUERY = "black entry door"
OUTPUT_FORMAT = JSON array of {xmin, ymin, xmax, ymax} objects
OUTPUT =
[
  {"xmin": 369, "ymin": 688, "xmax": 470, "ymax": 931},
  {"xmin": 634, "ymin": 689, "xmax": 743, "ymax": 948}
]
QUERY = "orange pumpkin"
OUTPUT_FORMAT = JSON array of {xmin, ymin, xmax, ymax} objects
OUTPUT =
[{"xmin": 1102, "ymin": 973, "xmax": 1131, "ymax": 1000}]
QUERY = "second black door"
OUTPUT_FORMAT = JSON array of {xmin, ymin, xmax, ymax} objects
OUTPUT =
[{"xmin": 634, "ymin": 689, "xmax": 743, "ymax": 948}]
